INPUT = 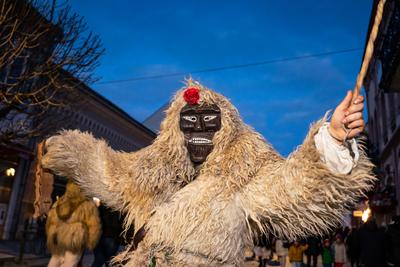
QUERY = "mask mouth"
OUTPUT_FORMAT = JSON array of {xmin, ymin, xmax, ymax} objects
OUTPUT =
[
  {"xmin": 187, "ymin": 143, "xmax": 213, "ymax": 163},
  {"xmin": 188, "ymin": 137, "xmax": 212, "ymax": 145}
]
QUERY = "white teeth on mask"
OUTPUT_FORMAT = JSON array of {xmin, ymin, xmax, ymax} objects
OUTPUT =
[{"xmin": 188, "ymin": 137, "xmax": 212, "ymax": 144}]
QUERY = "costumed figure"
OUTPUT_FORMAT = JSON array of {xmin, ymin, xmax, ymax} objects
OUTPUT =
[
  {"xmin": 46, "ymin": 181, "xmax": 101, "ymax": 267},
  {"xmin": 42, "ymin": 79, "xmax": 374, "ymax": 266}
]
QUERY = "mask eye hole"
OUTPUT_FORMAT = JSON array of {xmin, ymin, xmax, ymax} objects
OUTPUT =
[
  {"xmin": 183, "ymin": 115, "xmax": 197, "ymax": 122},
  {"xmin": 203, "ymin": 115, "xmax": 217, "ymax": 122}
]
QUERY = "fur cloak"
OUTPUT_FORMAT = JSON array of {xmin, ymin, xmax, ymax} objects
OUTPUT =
[
  {"xmin": 46, "ymin": 181, "xmax": 101, "ymax": 255},
  {"xmin": 42, "ymin": 79, "xmax": 375, "ymax": 266}
]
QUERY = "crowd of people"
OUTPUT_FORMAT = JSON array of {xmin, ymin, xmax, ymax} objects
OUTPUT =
[
  {"xmin": 21, "ymin": 181, "xmax": 400, "ymax": 267},
  {"xmin": 248, "ymin": 217, "xmax": 400, "ymax": 267},
  {"xmin": 23, "ymin": 208, "xmax": 400, "ymax": 267}
]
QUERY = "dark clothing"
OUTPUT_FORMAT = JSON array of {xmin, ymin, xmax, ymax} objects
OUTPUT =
[
  {"xmin": 306, "ymin": 254, "xmax": 318, "ymax": 267},
  {"xmin": 92, "ymin": 237, "xmax": 120, "ymax": 267},
  {"xmin": 306, "ymin": 237, "xmax": 321, "ymax": 267},
  {"xmin": 305, "ymin": 237, "xmax": 322, "ymax": 255},
  {"xmin": 346, "ymin": 229, "xmax": 360, "ymax": 267},
  {"xmin": 385, "ymin": 222, "xmax": 400, "ymax": 267},
  {"xmin": 358, "ymin": 222, "xmax": 385, "ymax": 267},
  {"xmin": 36, "ymin": 216, "xmax": 47, "ymax": 255},
  {"xmin": 98, "ymin": 205, "xmax": 123, "ymax": 238},
  {"xmin": 91, "ymin": 205, "xmax": 123, "ymax": 267}
]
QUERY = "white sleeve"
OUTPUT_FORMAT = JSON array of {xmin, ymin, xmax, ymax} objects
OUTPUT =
[{"xmin": 314, "ymin": 123, "xmax": 359, "ymax": 175}]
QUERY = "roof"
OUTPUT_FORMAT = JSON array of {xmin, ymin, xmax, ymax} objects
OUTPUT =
[
  {"xmin": 78, "ymin": 82, "xmax": 157, "ymax": 138},
  {"xmin": 61, "ymin": 70, "xmax": 156, "ymax": 138},
  {"xmin": 143, "ymin": 103, "xmax": 170, "ymax": 132}
]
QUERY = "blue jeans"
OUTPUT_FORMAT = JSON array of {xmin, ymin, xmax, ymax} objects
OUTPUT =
[{"xmin": 292, "ymin": 262, "xmax": 302, "ymax": 267}]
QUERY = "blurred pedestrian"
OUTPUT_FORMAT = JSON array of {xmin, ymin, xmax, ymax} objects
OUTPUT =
[
  {"xmin": 276, "ymin": 239, "xmax": 289, "ymax": 267},
  {"xmin": 305, "ymin": 236, "xmax": 321, "ymax": 267},
  {"xmin": 342, "ymin": 227, "xmax": 350, "ymax": 240},
  {"xmin": 322, "ymin": 239, "xmax": 333, "ymax": 267},
  {"xmin": 385, "ymin": 216, "xmax": 400, "ymax": 267},
  {"xmin": 36, "ymin": 214, "xmax": 47, "ymax": 255},
  {"xmin": 254, "ymin": 234, "xmax": 271, "ymax": 267},
  {"xmin": 346, "ymin": 226, "xmax": 360, "ymax": 267},
  {"xmin": 333, "ymin": 234, "xmax": 346, "ymax": 267},
  {"xmin": 91, "ymin": 203, "xmax": 123, "ymax": 267},
  {"xmin": 288, "ymin": 241, "xmax": 308, "ymax": 267},
  {"xmin": 359, "ymin": 219, "xmax": 385, "ymax": 267},
  {"xmin": 23, "ymin": 216, "xmax": 38, "ymax": 254},
  {"xmin": 46, "ymin": 181, "xmax": 101, "ymax": 267}
]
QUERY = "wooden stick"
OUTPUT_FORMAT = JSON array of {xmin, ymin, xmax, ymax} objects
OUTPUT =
[{"xmin": 33, "ymin": 142, "xmax": 44, "ymax": 219}]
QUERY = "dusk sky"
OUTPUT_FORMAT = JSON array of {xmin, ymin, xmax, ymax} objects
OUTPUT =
[{"xmin": 69, "ymin": 0, "xmax": 372, "ymax": 156}]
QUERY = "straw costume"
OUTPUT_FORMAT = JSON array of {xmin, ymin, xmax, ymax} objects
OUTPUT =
[
  {"xmin": 42, "ymin": 80, "xmax": 374, "ymax": 266},
  {"xmin": 46, "ymin": 181, "xmax": 101, "ymax": 267}
]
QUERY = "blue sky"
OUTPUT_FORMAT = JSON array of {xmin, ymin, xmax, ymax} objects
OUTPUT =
[{"xmin": 69, "ymin": 0, "xmax": 372, "ymax": 155}]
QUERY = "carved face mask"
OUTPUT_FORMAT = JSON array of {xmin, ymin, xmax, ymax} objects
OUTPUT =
[{"xmin": 180, "ymin": 104, "xmax": 221, "ymax": 164}]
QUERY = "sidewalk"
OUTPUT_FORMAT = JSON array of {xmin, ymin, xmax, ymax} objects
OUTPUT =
[
  {"xmin": 0, "ymin": 240, "xmax": 48, "ymax": 267},
  {"xmin": 0, "ymin": 240, "xmax": 93, "ymax": 267}
]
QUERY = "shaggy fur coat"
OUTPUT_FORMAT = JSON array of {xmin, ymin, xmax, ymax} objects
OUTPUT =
[
  {"xmin": 46, "ymin": 181, "xmax": 101, "ymax": 255},
  {"xmin": 42, "ymin": 80, "xmax": 375, "ymax": 266}
]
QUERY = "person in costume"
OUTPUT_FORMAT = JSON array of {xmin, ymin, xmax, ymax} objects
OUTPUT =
[
  {"xmin": 275, "ymin": 239, "xmax": 289, "ymax": 267},
  {"xmin": 333, "ymin": 235, "xmax": 347, "ymax": 267},
  {"xmin": 42, "ymin": 79, "xmax": 373, "ymax": 266},
  {"xmin": 46, "ymin": 181, "xmax": 101, "ymax": 267},
  {"xmin": 288, "ymin": 241, "xmax": 308, "ymax": 267}
]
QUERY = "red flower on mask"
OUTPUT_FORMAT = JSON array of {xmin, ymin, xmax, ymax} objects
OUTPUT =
[{"xmin": 183, "ymin": 87, "xmax": 200, "ymax": 105}]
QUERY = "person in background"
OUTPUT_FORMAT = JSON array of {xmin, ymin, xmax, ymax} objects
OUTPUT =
[
  {"xmin": 305, "ymin": 236, "xmax": 321, "ymax": 267},
  {"xmin": 288, "ymin": 241, "xmax": 308, "ymax": 267},
  {"xmin": 322, "ymin": 239, "xmax": 333, "ymax": 267},
  {"xmin": 91, "ymin": 203, "xmax": 124, "ymax": 267},
  {"xmin": 36, "ymin": 214, "xmax": 47, "ymax": 255},
  {"xmin": 276, "ymin": 239, "xmax": 289, "ymax": 267},
  {"xmin": 385, "ymin": 215, "xmax": 400, "ymax": 267},
  {"xmin": 342, "ymin": 227, "xmax": 350, "ymax": 240},
  {"xmin": 359, "ymin": 219, "xmax": 385, "ymax": 267},
  {"xmin": 333, "ymin": 234, "xmax": 346, "ymax": 267},
  {"xmin": 346, "ymin": 225, "xmax": 360, "ymax": 267},
  {"xmin": 23, "ymin": 216, "xmax": 37, "ymax": 254},
  {"xmin": 46, "ymin": 181, "xmax": 101, "ymax": 267},
  {"xmin": 253, "ymin": 233, "xmax": 271, "ymax": 267}
]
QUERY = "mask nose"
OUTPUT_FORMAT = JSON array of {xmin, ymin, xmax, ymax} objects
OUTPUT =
[{"xmin": 194, "ymin": 116, "xmax": 203, "ymax": 131}]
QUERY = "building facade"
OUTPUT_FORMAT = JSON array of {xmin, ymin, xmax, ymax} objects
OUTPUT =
[
  {"xmin": 364, "ymin": 0, "xmax": 400, "ymax": 224},
  {"xmin": 0, "ymin": 83, "xmax": 156, "ymax": 240}
]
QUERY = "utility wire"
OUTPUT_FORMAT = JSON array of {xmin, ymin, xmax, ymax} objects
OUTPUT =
[{"xmin": 96, "ymin": 48, "xmax": 362, "ymax": 85}]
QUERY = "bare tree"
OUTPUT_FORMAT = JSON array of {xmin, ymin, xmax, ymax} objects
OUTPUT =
[{"xmin": 0, "ymin": 0, "xmax": 104, "ymax": 145}]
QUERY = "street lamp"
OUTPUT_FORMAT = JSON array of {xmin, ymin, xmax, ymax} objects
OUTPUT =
[
  {"xmin": 362, "ymin": 208, "xmax": 371, "ymax": 223},
  {"xmin": 5, "ymin": 167, "xmax": 15, "ymax": 177}
]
